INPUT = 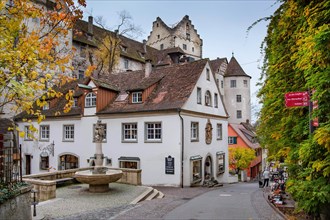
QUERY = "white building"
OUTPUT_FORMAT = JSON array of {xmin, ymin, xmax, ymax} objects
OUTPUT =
[{"xmin": 16, "ymin": 59, "xmax": 230, "ymax": 187}]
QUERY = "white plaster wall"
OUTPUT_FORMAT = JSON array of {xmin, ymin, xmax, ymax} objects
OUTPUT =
[
  {"xmin": 147, "ymin": 22, "xmax": 173, "ymax": 49},
  {"xmin": 116, "ymin": 57, "xmax": 144, "ymax": 73},
  {"xmin": 183, "ymin": 63, "xmax": 227, "ymax": 117},
  {"xmin": 181, "ymin": 114, "xmax": 229, "ymax": 185},
  {"xmin": 224, "ymin": 76, "xmax": 251, "ymax": 124}
]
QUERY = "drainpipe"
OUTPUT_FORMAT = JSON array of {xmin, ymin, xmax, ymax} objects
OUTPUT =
[{"xmin": 178, "ymin": 108, "xmax": 184, "ymax": 188}]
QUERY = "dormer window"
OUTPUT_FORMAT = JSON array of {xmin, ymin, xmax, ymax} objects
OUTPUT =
[
  {"xmin": 132, "ymin": 92, "xmax": 142, "ymax": 103},
  {"xmin": 121, "ymin": 46, "xmax": 127, "ymax": 52},
  {"xmin": 85, "ymin": 92, "xmax": 96, "ymax": 107},
  {"xmin": 43, "ymin": 102, "xmax": 50, "ymax": 110},
  {"xmin": 73, "ymin": 98, "xmax": 78, "ymax": 107},
  {"xmin": 205, "ymin": 91, "xmax": 212, "ymax": 106}
]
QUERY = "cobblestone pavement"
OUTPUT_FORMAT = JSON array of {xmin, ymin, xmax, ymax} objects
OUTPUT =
[{"xmin": 33, "ymin": 182, "xmax": 284, "ymax": 220}]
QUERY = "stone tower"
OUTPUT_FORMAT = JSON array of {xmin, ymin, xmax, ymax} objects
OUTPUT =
[
  {"xmin": 224, "ymin": 56, "xmax": 251, "ymax": 124},
  {"xmin": 146, "ymin": 15, "xmax": 203, "ymax": 60}
]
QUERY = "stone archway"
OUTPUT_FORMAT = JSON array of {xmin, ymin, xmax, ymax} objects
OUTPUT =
[{"xmin": 204, "ymin": 155, "xmax": 213, "ymax": 180}]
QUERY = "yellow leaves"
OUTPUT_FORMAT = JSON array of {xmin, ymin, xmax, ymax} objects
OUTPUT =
[
  {"xmin": 271, "ymin": 132, "xmax": 282, "ymax": 140},
  {"xmin": 85, "ymin": 65, "xmax": 96, "ymax": 77},
  {"xmin": 314, "ymin": 126, "xmax": 330, "ymax": 151}
]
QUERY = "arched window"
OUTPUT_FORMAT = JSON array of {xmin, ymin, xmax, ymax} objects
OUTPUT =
[
  {"xmin": 205, "ymin": 90, "xmax": 212, "ymax": 106},
  {"xmin": 85, "ymin": 92, "xmax": 96, "ymax": 107}
]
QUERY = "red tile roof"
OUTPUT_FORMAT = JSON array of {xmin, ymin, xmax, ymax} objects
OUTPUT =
[{"xmin": 225, "ymin": 57, "xmax": 251, "ymax": 78}]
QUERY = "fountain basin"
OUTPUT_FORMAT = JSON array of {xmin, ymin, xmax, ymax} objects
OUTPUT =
[{"xmin": 74, "ymin": 169, "xmax": 123, "ymax": 193}]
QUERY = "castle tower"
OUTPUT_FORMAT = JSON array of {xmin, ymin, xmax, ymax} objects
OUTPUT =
[
  {"xmin": 224, "ymin": 56, "xmax": 251, "ymax": 124},
  {"xmin": 146, "ymin": 15, "xmax": 203, "ymax": 60}
]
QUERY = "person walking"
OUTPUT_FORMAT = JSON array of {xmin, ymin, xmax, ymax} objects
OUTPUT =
[{"xmin": 262, "ymin": 169, "xmax": 270, "ymax": 188}]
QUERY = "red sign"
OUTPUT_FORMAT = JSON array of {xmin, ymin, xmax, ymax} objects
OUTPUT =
[{"xmin": 285, "ymin": 91, "xmax": 309, "ymax": 108}]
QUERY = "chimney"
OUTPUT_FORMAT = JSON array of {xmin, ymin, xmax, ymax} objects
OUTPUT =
[
  {"xmin": 88, "ymin": 16, "xmax": 93, "ymax": 39},
  {"xmin": 143, "ymin": 40, "xmax": 147, "ymax": 53},
  {"xmin": 145, "ymin": 59, "xmax": 152, "ymax": 77}
]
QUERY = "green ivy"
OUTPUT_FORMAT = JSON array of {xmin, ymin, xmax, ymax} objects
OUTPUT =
[{"xmin": 257, "ymin": 0, "xmax": 330, "ymax": 216}]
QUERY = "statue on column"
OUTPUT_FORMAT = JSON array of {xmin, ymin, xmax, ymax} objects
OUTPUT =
[{"xmin": 94, "ymin": 120, "xmax": 105, "ymax": 142}]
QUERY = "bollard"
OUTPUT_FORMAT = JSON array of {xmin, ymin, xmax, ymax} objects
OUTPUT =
[{"xmin": 31, "ymin": 189, "xmax": 38, "ymax": 217}]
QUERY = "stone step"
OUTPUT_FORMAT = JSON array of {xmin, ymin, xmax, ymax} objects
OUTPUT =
[
  {"xmin": 157, "ymin": 191, "xmax": 165, "ymax": 199},
  {"xmin": 145, "ymin": 189, "xmax": 159, "ymax": 200},
  {"xmin": 130, "ymin": 187, "xmax": 154, "ymax": 204}
]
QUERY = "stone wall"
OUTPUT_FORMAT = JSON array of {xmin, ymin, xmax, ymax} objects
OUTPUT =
[{"xmin": 0, "ymin": 185, "xmax": 33, "ymax": 220}]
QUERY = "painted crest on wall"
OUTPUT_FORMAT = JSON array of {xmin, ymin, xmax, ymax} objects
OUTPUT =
[{"xmin": 205, "ymin": 119, "xmax": 213, "ymax": 144}]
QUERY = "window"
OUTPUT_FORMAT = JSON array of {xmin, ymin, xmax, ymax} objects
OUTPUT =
[
  {"xmin": 214, "ymin": 93, "xmax": 218, "ymax": 108},
  {"xmin": 230, "ymin": 80, "xmax": 236, "ymax": 88},
  {"xmin": 40, "ymin": 125, "xmax": 50, "ymax": 141},
  {"xmin": 244, "ymin": 80, "xmax": 248, "ymax": 87},
  {"xmin": 183, "ymin": 44, "xmax": 187, "ymax": 50},
  {"xmin": 121, "ymin": 46, "xmax": 127, "ymax": 52},
  {"xmin": 122, "ymin": 123, "xmax": 138, "ymax": 142},
  {"xmin": 160, "ymin": 44, "xmax": 164, "ymax": 50},
  {"xmin": 156, "ymin": 23, "xmax": 159, "ymax": 27},
  {"xmin": 237, "ymin": 110, "xmax": 242, "ymax": 119},
  {"xmin": 236, "ymin": 95, "xmax": 242, "ymax": 102},
  {"xmin": 157, "ymin": 34, "xmax": 160, "ymax": 39},
  {"xmin": 73, "ymin": 98, "xmax": 78, "ymax": 107},
  {"xmin": 206, "ymin": 68, "xmax": 210, "ymax": 81},
  {"xmin": 132, "ymin": 92, "xmax": 142, "ymax": 103},
  {"xmin": 216, "ymin": 79, "xmax": 219, "ymax": 87},
  {"xmin": 40, "ymin": 156, "xmax": 49, "ymax": 170},
  {"xmin": 221, "ymin": 80, "xmax": 224, "ymax": 88},
  {"xmin": 217, "ymin": 152, "xmax": 225, "ymax": 175},
  {"xmin": 145, "ymin": 122, "xmax": 162, "ymax": 142},
  {"xmin": 197, "ymin": 87, "xmax": 202, "ymax": 104},
  {"xmin": 78, "ymin": 70, "xmax": 84, "ymax": 79},
  {"xmin": 186, "ymin": 33, "xmax": 190, "ymax": 40},
  {"xmin": 93, "ymin": 123, "xmax": 107, "ymax": 142},
  {"xmin": 85, "ymin": 92, "xmax": 96, "ymax": 107},
  {"xmin": 216, "ymin": 123, "xmax": 222, "ymax": 140},
  {"xmin": 24, "ymin": 126, "xmax": 32, "ymax": 140},
  {"xmin": 205, "ymin": 90, "xmax": 212, "ymax": 106},
  {"xmin": 63, "ymin": 125, "xmax": 74, "ymax": 141},
  {"xmin": 80, "ymin": 46, "xmax": 86, "ymax": 57},
  {"xmin": 190, "ymin": 155, "xmax": 202, "ymax": 184},
  {"xmin": 228, "ymin": 136, "xmax": 237, "ymax": 144},
  {"xmin": 191, "ymin": 122, "xmax": 199, "ymax": 141},
  {"xmin": 42, "ymin": 102, "xmax": 49, "ymax": 110},
  {"xmin": 192, "ymin": 47, "xmax": 194, "ymax": 52},
  {"xmin": 124, "ymin": 59, "xmax": 129, "ymax": 69},
  {"xmin": 119, "ymin": 157, "xmax": 140, "ymax": 169}
]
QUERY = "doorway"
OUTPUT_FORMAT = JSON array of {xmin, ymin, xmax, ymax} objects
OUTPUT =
[
  {"xmin": 204, "ymin": 155, "xmax": 213, "ymax": 180},
  {"xmin": 25, "ymin": 155, "xmax": 31, "ymax": 175}
]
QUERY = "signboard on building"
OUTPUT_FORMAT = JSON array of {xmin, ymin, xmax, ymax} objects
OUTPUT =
[
  {"xmin": 285, "ymin": 91, "xmax": 309, "ymax": 107},
  {"xmin": 165, "ymin": 156, "xmax": 174, "ymax": 174}
]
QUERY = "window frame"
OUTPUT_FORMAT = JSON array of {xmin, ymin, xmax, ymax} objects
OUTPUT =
[
  {"xmin": 63, "ymin": 124, "xmax": 74, "ymax": 142},
  {"xmin": 237, "ymin": 110, "xmax": 242, "ymax": 119},
  {"xmin": 190, "ymin": 122, "xmax": 199, "ymax": 142},
  {"xmin": 230, "ymin": 80, "xmax": 237, "ymax": 88},
  {"xmin": 85, "ymin": 92, "xmax": 96, "ymax": 107},
  {"xmin": 216, "ymin": 123, "xmax": 222, "ymax": 140},
  {"xmin": 190, "ymin": 156, "xmax": 202, "ymax": 184},
  {"xmin": 197, "ymin": 87, "xmax": 202, "ymax": 104},
  {"xmin": 132, "ymin": 91, "xmax": 142, "ymax": 103},
  {"xmin": 205, "ymin": 90, "xmax": 212, "ymax": 106},
  {"xmin": 228, "ymin": 136, "xmax": 237, "ymax": 145},
  {"xmin": 40, "ymin": 155, "xmax": 49, "ymax": 170},
  {"xmin": 145, "ymin": 122, "xmax": 162, "ymax": 143},
  {"xmin": 118, "ymin": 157, "xmax": 140, "ymax": 169},
  {"xmin": 206, "ymin": 68, "xmax": 210, "ymax": 81},
  {"xmin": 39, "ymin": 125, "xmax": 50, "ymax": 141},
  {"xmin": 243, "ymin": 80, "xmax": 248, "ymax": 87},
  {"xmin": 124, "ymin": 59, "xmax": 129, "ymax": 69},
  {"xmin": 236, "ymin": 95, "xmax": 242, "ymax": 103},
  {"xmin": 122, "ymin": 123, "xmax": 138, "ymax": 142},
  {"xmin": 183, "ymin": 44, "xmax": 187, "ymax": 50},
  {"xmin": 24, "ymin": 126, "xmax": 32, "ymax": 141},
  {"xmin": 214, "ymin": 93, "xmax": 218, "ymax": 108},
  {"xmin": 216, "ymin": 152, "xmax": 225, "ymax": 175}
]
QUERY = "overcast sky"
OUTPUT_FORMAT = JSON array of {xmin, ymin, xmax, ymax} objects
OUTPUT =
[{"xmin": 83, "ymin": 0, "xmax": 279, "ymax": 121}]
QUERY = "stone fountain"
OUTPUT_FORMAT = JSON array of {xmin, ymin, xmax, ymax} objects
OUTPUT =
[{"xmin": 74, "ymin": 120, "xmax": 123, "ymax": 192}]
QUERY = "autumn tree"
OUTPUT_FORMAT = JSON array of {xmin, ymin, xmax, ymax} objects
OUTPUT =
[
  {"xmin": 0, "ymin": 0, "xmax": 86, "ymax": 124},
  {"xmin": 257, "ymin": 0, "xmax": 330, "ymax": 216},
  {"xmin": 92, "ymin": 10, "xmax": 142, "ymax": 75},
  {"xmin": 229, "ymin": 146, "xmax": 256, "ymax": 174}
]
